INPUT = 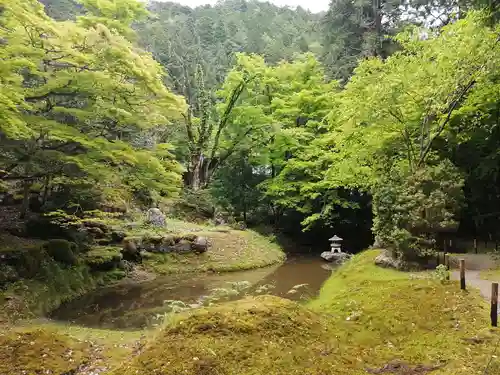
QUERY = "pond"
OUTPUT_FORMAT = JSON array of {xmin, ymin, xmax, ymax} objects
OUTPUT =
[{"xmin": 49, "ymin": 257, "xmax": 334, "ymax": 330}]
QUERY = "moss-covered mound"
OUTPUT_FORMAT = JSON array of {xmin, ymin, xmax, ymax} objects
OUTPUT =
[
  {"xmin": 115, "ymin": 251, "xmax": 500, "ymax": 375},
  {"xmin": 142, "ymin": 225, "xmax": 285, "ymax": 274},
  {"xmin": 114, "ymin": 296, "xmax": 343, "ymax": 375},
  {"xmin": 0, "ymin": 328, "xmax": 90, "ymax": 375},
  {"xmin": 309, "ymin": 250, "xmax": 500, "ymax": 374}
]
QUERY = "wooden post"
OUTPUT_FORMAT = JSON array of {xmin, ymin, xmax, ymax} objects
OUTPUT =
[
  {"xmin": 443, "ymin": 239, "xmax": 447, "ymax": 253},
  {"xmin": 444, "ymin": 253, "xmax": 450, "ymax": 280},
  {"xmin": 449, "ymin": 239, "xmax": 452, "ymax": 252},
  {"xmin": 474, "ymin": 238, "xmax": 477, "ymax": 254},
  {"xmin": 460, "ymin": 259, "xmax": 466, "ymax": 290},
  {"xmin": 491, "ymin": 283, "xmax": 498, "ymax": 327}
]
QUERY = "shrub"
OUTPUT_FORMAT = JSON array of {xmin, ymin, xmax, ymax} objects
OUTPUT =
[
  {"xmin": 44, "ymin": 239, "xmax": 78, "ymax": 266},
  {"xmin": 372, "ymin": 159, "xmax": 463, "ymax": 262},
  {"xmin": 0, "ymin": 265, "xmax": 19, "ymax": 286},
  {"xmin": 434, "ymin": 264, "xmax": 450, "ymax": 283},
  {"xmin": 4, "ymin": 247, "xmax": 48, "ymax": 279}
]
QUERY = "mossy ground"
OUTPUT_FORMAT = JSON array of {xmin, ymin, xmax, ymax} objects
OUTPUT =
[
  {"xmin": 0, "ymin": 322, "xmax": 145, "ymax": 375},
  {"xmin": 4, "ymin": 248, "xmax": 498, "ymax": 374},
  {"xmin": 0, "ymin": 327, "xmax": 91, "ymax": 375},
  {"xmin": 309, "ymin": 250, "xmax": 500, "ymax": 374},
  {"xmin": 113, "ymin": 250, "xmax": 500, "ymax": 375},
  {"xmin": 143, "ymin": 227, "xmax": 285, "ymax": 274},
  {"xmin": 480, "ymin": 268, "xmax": 500, "ymax": 280},
  {"xmin": 112, "ymin": 296, "xmax": 338, "ymax": 375}
]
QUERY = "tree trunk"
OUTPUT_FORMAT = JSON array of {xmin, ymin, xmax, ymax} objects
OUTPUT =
[
  {"xmin": 373, "ymin": 0, "xmax": 382, "ymax": 57},
  {"xmin": 185, "ymin": 154, "xmax": 204, "ymax": 191},
  {"xmin": 20, "ymin": 180, "xmax": 31, "ymax": 219},
  {"xmin": 42, "ymin": 175, "xmax": 51, "ymax": 205}
]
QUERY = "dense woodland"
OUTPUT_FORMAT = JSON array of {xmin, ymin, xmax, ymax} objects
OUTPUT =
[{"xmin": 1, "ymin": 0, "xmax": 499, "ymax": 261}]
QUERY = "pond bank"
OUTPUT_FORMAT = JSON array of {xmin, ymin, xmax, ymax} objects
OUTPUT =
[
  {"xmin": 3, "ymin": 250, "xmax": 499, "ymax": 375},
  {"xmin": 0, "ymin": 220, "xmax": 285, "ymax": 322}
]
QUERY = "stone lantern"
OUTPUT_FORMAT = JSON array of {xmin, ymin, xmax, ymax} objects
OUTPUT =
[{"xmin": 329, "ymin": 235, "xmax": 343, "ymax": 253}]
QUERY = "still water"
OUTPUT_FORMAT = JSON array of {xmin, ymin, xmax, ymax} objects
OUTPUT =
[{"xmin": 49, "ymin": 257, "xmax": 333, "ymax": 330}]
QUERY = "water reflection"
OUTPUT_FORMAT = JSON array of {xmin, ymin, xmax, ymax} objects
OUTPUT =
[{"xmin": 49, "ymin": 257, "xmax": 333, "ymax": 330}]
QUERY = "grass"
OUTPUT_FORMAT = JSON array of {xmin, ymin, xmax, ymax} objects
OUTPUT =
[{"xmin": 112, "ymin": 250, "xmax": 500, "ymax": 375}]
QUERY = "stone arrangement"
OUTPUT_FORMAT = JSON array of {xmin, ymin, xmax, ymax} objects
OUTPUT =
[{"xmin": 121, "ymin": 234, "xmax": 210, "ymax": 262}]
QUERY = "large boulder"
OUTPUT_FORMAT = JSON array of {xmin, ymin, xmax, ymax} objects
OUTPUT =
[
  {"xmin": 192, "ymin": 236, "xmax": 209, "ymax": 253},
  {"xmin": 374, "ymin": 251, "xmax": 421, "ymax": 271},
  {"xmin": 374, "ymin": 251, "xmax": 402, "ymax": 269},
  {"xmin": 145, "ymin": 208, "xmax": 166, "ymax": 227},
  {"xmin": 321, "ymin": 251, "xmax": 352, "ymax": 264}
]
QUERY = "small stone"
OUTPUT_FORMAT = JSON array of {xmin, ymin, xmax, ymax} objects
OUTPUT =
[
  {"xmin": 192, "ymin": 236, "xmax": 209, "ymax": 253},
  {"xmin": 174, "ymin": 239, "xmax": 193, "ymax": 253},
  {"xmin": 145, "ymin": 208, "xmax": 166, "ymax": 227}
]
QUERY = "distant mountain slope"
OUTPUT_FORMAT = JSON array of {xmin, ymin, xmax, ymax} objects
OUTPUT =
[
  {"xmin": 137, "ymin": 0, "xmax": 322, "ymax": 87},
  {"xmin": 38, "ymin": 0, "xmax": 322, "ymax": 88}
]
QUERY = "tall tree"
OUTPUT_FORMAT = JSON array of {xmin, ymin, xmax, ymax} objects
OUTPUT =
[
  {"xmin": 0, "ymin": 0, "xmax": 185, "ymax": 215},
  {"xmin": 323, "ymin": 11, "xmax": 500, "ymax": 259}
]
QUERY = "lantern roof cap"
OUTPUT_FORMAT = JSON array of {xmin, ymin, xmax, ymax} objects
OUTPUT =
[{"xmin": 329, "ymin": 235, "xmax": 343, "ymax": 241}]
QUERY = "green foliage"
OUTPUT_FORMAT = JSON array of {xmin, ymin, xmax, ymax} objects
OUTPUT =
[
  {"xmin": 138, "ymin": 0, "xmax": 321, "ymax": 89},
  {"xmin": 39, "ymin": 0, "xmax": 81, "ymax": 20},
  {"xmin": 372, "ymin": 160, "xmax": 464, "ymax": 260},
  {"xmin": 434, "ymin": 264, "xmax": 450, "ymax": 283},
  {"xmin": 0, "ymin": 0, "xmax": 185, "ymax": 213},
  {"xmin": 44, "ymin": 239, "xmax": 78, "ymax": 266},
  {"xmin": 317, "ymin": 12, "xmax": 500, "ymax": 259}
]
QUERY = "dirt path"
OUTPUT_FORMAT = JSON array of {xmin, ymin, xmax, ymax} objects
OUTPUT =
[
  {"xmin": 448, "ymin": 253, "xmax": 500, "ymax": 316},
  {"xmin": 451, "ymin": 270, "xmax": 500, "ymax": 299}
]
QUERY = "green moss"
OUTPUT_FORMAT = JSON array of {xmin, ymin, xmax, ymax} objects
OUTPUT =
[
  {"xmin": 0, "ymin": 328, "xmax": 90, "ymax": 375},
  {"xmin": 114, "ymin": 250, "xmax": 500, "ymax": 375},
  {"xmin": 84, "ymin": 246, "xmax": 122, "ymax": 270},
  {"xmin": 113, "ymin": 296, "xmax": 339, "ymax": 375},
  {"xmin": 308, "ymin": 250, "xmax": 500, "ymax": 374},
  {"xmin": 480, "ymin": 269, "xmax": 500, "ymax": 281},
  {"xmin": 144, "ymin": 229, "xmax": 285, "ymax": 274}
]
